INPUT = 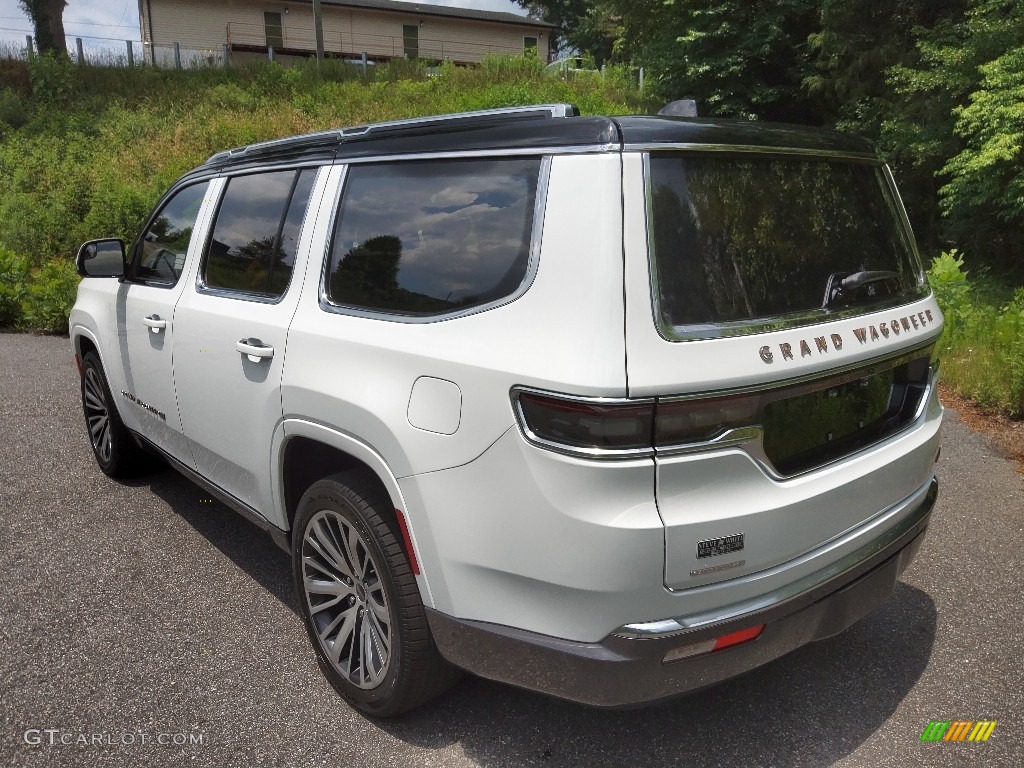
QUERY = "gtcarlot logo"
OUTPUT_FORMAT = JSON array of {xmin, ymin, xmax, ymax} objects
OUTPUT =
[
  {"xmin": 24, "ymin": 729, "xmax": 205, "ymax": 747},
  {"xmin": 920, "ymin": 720, "xmax": 997, "ymax": 742}
]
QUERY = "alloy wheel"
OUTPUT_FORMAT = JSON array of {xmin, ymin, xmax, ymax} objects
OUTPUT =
[
  {"xmin": 301, "ymin": 510, "xmax": 393, "ymax": 689},
  {"xmin": 83, "ymin": 366, "xmax": 113, "ymax": 464}
]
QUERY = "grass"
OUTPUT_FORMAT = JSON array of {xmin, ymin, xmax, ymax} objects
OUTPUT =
[
  {"xmin": 928, "ymin": 251, "xmax": 1024, "ymax": 418},
  {"xmin": 0, "ymin": 52, "xmax": 651, "ymax": 333}
]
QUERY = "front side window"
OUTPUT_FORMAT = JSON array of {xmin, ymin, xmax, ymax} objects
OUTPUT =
[
  {"xmin": 648, "ymin": 153, "xmax": 928, "ymax": 339},
  {"xmin": 202, "ymin": 169, "xmax": 316, "ymax": 298},
  {"xmin": 326, "ymin": 158, "xmax": 541, "ymax": 317},
  {"xmin": 132, "ymin": 183, "xmax": 206, "ymax": 285}
]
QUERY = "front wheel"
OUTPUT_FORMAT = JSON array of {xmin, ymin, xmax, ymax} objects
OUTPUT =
[
  {"xmin": 80, "ymin": 351, "xmax": 156, "ymax": 478},
  {"xmin": 293, "ymin": 471, "xmax": 458, "ymax": 716}
]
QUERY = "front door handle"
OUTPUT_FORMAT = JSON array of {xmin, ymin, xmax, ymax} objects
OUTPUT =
[
  {"xmin": 142, "ymin": 314, "xmax": 166, "ymax": 333},
  {"xmin": 236, "ymin": 338, "xmax": 275, "ymax": 362}
]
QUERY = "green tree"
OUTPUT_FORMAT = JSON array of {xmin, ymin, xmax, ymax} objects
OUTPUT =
[
  {"xmin": 514, "ymin": 0, "xmax": 619, "ymax": 65},
  {"xmin": 18, "ymin": 0, "xmax": 68, "ymax": 56},
  {"xmin": 610, "ymin": 0, "xmax": 821, "ymax": 121},
  {"xmin": 884, "ymin": 0, "xmax": 1023, "ymax": 268}
]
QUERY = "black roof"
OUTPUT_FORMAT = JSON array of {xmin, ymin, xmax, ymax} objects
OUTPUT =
[{"xmin": 195, "ymin": 104, "xmax": 879, "ymax": 175}]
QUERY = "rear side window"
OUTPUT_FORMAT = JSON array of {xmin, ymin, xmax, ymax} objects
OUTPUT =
[
  {"xmin": 326, "ymin": 158, "xmax": 541, "ymax": 317},
  {"xmin": 202, "ymin": 169, "xmax": 316, "ymax": 298},
  {"xmin": 132, "ymin": 183, "xmax": 206, "ymax": 285},
  {"xmin": 648, "ymin": 154, "xmax": 928, "ymax": 339}
]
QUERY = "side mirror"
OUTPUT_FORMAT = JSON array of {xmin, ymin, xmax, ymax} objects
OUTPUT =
[{"xmin": 76, "ymin": 239, "xmax": 126, "ymax": 278}]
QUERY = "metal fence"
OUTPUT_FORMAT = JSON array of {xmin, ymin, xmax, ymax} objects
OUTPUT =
[
  {"xmin": 9, "ymin": 23, "xmax": 539, "ymax": 69},
  {"xmin": 8, "ymin": 34, "xmax": 230, "ymax": 69}
]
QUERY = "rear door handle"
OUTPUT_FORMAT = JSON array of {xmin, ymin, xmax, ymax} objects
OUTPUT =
[
  {"xmin": 142, "ymin": 314, "xmax": 166, "ymax": 332},
  {"xmin": 236, "ymin": 338, "xmax": 275, "ymax": 362}
]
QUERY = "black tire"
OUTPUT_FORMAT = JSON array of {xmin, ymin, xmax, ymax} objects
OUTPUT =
[
  {"xmin": 80, "ymin": 351, "xmax": 157, "ymax": 478},
  {"xmin": 292, "ymin": 471, "xmax": 459, "ymax": 716}
]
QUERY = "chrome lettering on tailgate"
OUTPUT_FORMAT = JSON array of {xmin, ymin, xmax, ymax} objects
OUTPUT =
[{"xmin": 697, "ymin": 533, "xmax": 745, "ymax": 559}]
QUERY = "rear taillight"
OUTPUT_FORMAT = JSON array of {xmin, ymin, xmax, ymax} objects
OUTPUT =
[
  {"xmin": 512, "ymin": 389, "xmax": 761, "ymax": 457},
  {"xmin": 654, "ymin": 393, "xmax": 760, "ymax": 447},
  {"xmin": 514, "ymin": 391, "xmax": 654, "ymax": 452}
]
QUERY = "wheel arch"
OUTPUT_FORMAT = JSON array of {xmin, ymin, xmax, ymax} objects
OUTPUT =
[
  {"xmin": 274, "ymin": 419, "xmax": 435, "ymax": 608},
  {"xmin": 71, "ymin": 324, "xmax": 102, "ymax": 365}
]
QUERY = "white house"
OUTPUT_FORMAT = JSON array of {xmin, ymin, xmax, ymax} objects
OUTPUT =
[{"xmin": 137, "ymin": 0, "xmax": 553, "ymax": 66}]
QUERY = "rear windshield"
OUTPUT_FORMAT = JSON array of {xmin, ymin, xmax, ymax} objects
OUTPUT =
[{"xmin": 648, "ymin": 154, "xmax": 927, "ymax": 339}]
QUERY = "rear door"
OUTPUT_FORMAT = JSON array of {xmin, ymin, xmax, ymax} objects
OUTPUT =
[
  {"xmin": 172, "ymin": 166, "xmax": 330, "ymax": 515},
  {"xmin": 621, "ymin": 151, "xmax": 943, "ymax": 589}
]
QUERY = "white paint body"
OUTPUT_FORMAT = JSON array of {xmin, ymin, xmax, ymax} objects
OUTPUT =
[{"xmin": 70, "ymin": 147, "xmax": 944, "ymax": 646}]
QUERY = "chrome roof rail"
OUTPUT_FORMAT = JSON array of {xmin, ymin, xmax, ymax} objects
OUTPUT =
[{"xmin": 207, "ymin": 104, "xmax": 580, "ymax": 162}]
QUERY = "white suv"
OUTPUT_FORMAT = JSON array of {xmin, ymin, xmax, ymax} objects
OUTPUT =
[{"xmin": 70, "ymin": 104, "xmax": 943, "ymax": 716}]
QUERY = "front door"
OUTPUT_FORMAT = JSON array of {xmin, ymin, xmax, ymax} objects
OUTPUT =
[{"xmin": 113, "ymin": 180, "xmax": 213, "ymax": 467}]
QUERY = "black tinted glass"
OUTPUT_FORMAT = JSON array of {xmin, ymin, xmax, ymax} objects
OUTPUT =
[
  {"xmin": 649, "ymin": 155, "xmax": 927, "ymax": 337},
  {"xmin": 134, "ymin": 183, "xmax": 206, "ymax": 284},
  {"xmin": 204, "ymin": 169, "xmax": 315, "ymax": 297},
  {"xmin": 327, "ymin": 158, "xmax": 541, "ymax": 316}
]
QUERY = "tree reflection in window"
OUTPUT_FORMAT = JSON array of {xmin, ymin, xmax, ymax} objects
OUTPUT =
[
  {"xmin": 203, "ymin": 169, "xmax": 315, "ymax": 297},
  {"xmin": 650, "ymin": 154, "xmax": 926, "ymax": 333},
  {"xmin": 327, "ymin": 158, "xmax": 541, "ymax": 316},
  {"xmin": 134, "ymin": 183, "xmax": 206, "ymax": 284}
]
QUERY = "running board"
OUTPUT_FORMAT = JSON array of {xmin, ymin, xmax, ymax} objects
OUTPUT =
[{"xmin": 132, "ymin": 431, "xmax": 291, "ymax": 553}]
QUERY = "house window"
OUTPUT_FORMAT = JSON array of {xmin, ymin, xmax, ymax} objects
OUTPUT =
[
  {"xmin": 264, "ymin": 12, "xmax": 283, "ymax": 50},
  {"xmin": 524, "ymin": 36, "xmax": 538, "ymax": 55},
  {"xmin": 403, "ymin": 24, "xmax": 418, "ymax": 59}
]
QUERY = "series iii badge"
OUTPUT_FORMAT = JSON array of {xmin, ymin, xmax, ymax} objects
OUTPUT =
[{"xmin": 697, "ymin": 533, "xmax": 745, "ymax": 559}]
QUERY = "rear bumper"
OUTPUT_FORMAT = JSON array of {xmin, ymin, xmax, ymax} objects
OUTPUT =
[{"xmin": 427, "ymin": 477, "xmax": 937, "ymax": 707}]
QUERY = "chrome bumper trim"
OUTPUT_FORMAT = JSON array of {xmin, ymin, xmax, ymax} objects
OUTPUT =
[{"xmin": 615, "ymin": 477, "xmax": 936, "ymax": 639}]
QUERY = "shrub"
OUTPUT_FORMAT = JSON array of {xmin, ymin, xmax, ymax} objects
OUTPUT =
[
  {"xmin": 21, "ymin": 258, "xmax": 80, "ymax": 334},
  {"xmin": 928, "ymin": 251, "xmax": 1024, "ymax": 416},
  {"xmin": 0, "ymin": 249, "xmax": 28, "ymax": 328},
  {"xmin": 0, "ymin": 88, "xmax": 28, "ymax": 129}
]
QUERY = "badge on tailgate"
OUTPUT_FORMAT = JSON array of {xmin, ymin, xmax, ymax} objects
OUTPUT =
[{"xmin": 697, "ymin": 533, "xmax": 745, "ymax": 559}]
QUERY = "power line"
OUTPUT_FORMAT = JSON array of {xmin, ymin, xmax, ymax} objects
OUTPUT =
[
  {"xmin": 0, "ymin": 15, "xmax": 138, "ymax": 29},
  {"xmin": 0, "ymin": 26, "xmax": 141, "ymax": 43}
]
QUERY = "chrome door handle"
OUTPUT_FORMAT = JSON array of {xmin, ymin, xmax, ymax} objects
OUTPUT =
[
  {"xmin": 236, "ymin": 338, "xmax": 275, "ymax": 362},
  {"xmin": 142, "ymin": 314, "xmax": 166, "ymax": 332}
]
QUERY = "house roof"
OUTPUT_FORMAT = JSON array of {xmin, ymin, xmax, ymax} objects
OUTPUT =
[{"xmin": 312, "ymin": 0, "xmax": 554, "ymax": 29}]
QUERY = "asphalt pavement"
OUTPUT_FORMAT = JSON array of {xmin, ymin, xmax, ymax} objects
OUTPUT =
[{"xmin": 1, "ymin": 332, "xmax": 1020, "ymax": 767}]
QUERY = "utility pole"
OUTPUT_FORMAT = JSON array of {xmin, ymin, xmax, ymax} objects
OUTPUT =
[{"xmin": 312, "ymin": 0, "xmax": 325, "ymax": 63}]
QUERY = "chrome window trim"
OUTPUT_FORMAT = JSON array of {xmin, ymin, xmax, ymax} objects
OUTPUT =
[
  {"xmin": 626, "ymin": 143, "xmax": 881, "ymax": 162},
  {"xmin": 613, "ymin": 476, "xmax": 935, "ymax": 636},
  {"xmin": 195, "ymin": 168, "xmax": 324, "ymax": 305},
  {"xmin": 338, "ymin": 145, "xmax": 617, "ymax": 165},
  {"xmin": 509, "ymin": 386, "xmax": 657, "ymax": 461},
  {"xmin": 218, "ymin": 158, "xmax": 330, "ymax": 174},
  {"xmin": 318, "ymin": 155, "xmax": 552, "ymax": 324},
  {"xmin": 641, "ymin": 151, "xmax": 931, "ymax": 342}
]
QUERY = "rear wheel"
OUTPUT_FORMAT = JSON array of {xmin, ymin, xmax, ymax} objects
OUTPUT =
[
  {"xmin": 80, "ymin": 351, "xmax": 156, "ymax": 478},
  {"xmin": 293, "ymin": 471, "xmax": 458, "ymax": 716}
]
